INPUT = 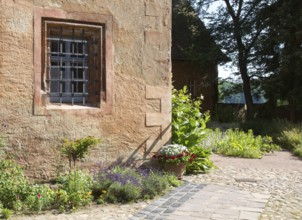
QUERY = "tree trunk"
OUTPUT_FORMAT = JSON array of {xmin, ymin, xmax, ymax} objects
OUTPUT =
[
  {"xmin": 224, "ymin": 0, "xmax": 254, "ymax": 120},
  {"xmin": 238, "ymin": 51, "xmax": 254, "ymax": 120}
]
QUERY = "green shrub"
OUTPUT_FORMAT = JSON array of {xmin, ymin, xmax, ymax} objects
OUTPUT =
[
  {"xmin": 278, "ymin": 127, "xmax": 302, "ymax": 158},
  {"xmin": 60, "ymin": 136, "xmax": 101, "ymax": 169},
  {"xmin": 260, "ymin": 136, "xmax": 281, "ymax": 153},
  {"xmin": 24, "ymin": 185, "xmax": 55, "ymax": 212},
  {"xmin": 142, "ymin": 170, "xmax": 182, "ymax": 201},
  {"xmin": 141, "ymin": 171, "xmax": 169, "ymax": 199},
  {"xmin": 106, "ymin": 182, "xmax": 141, "ymax": 203},
  {"xmin": 293, "ymin": 146, "xmax": 302, "ymax": 157},
  {"xmin": 240, "ymin": 119, "xmax": 302, "ymax": 158},
  {"xmin": 207, "ymin": 129, "xmax": 280, "ymax": 158},
  {"xmin": 55, "ymin": 170, "xmax": 93, "ymax": 210},
  {"xmin": 172, "ymin": 86, "xmax": 210, "ymax": 148},
  {"xmin": 91, "ymin": 180, "xmax": 112, "ymax": 200},
  {"xmin": 186, "ymin": 146, "xmax": 215, "ymax": 174},
  {"xmin": 0, "ymin": 208, "xmax": 12, "ymax": 219},
  {"xmin": 53, "ymin": 189, "xmax": 69, "ymax": 213},
  {"xmin": 278, "ymin": 129, "xmax": 302, "ymax": 150},
  {"xmin": 0, "ymin": 160, "xmax": 30, "ymax": 211},
  {"xmin": 163, "ymin": 173, "xmax": 182, "ymax": 187}
]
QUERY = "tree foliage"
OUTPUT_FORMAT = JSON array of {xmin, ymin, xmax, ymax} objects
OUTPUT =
[
  {"xmin": 188, "ymin": 0, "xmax": 276, "ymax": 119},
  {"xmin": 187, "ymin": 0, "xmax": 302, "ymax": 119},
  {"xmin": 257, "ymin": 0, "xmax": 302, "ymax": 111},
  {"xmin": 172, "ymin": 0, "xmax": 228, "ymax": 65}
]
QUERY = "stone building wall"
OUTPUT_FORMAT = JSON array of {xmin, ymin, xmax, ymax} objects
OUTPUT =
[{"xmin": 0, "ymin": 0, "xmax": 172, "ymax": 179}]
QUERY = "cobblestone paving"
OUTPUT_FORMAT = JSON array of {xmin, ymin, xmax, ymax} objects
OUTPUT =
[
  {"xmin": 131, "ymin": 182, "xmax": 269, "ymax": 220},
  {"xmin": 184, "ymin": 152, "xmax": 302, "ymax": 220}
]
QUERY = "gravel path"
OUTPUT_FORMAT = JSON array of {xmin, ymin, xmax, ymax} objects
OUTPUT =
[{"xmin": 13, "ymin": 151, "xmax": 302, "ymax": 220}]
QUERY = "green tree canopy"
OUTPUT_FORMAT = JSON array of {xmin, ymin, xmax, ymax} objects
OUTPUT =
[
  {"xmin": 188, "ymin": 0, "xmax": 277, "ymax": 119},
  {"xmin": 172, "ymin": 0, "xmax": 228, "ymax": 65},
  {"xmin": 257, "ymin": 0, "xmax": 302, "ymax": 112}
]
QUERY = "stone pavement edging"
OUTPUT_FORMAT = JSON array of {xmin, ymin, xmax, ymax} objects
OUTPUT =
[
  {"xmin": 129, "ymin": 182, "xmax": 204, "ymax": 220},
  {"xmin": 130, "ymin": 182, "xmax": 270, "ymax": 220}
]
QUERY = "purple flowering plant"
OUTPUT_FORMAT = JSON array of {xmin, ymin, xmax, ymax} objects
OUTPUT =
[{"xmin": 92, "ymin": 163, "xmax": 181, "ymax": 203}]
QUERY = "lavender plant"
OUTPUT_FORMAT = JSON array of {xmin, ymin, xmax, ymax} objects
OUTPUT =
[{"xmin": 92, "ymin": 165, "xmax": 181, "ymax": 203}]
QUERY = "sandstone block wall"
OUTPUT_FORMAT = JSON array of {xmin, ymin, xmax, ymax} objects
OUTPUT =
[{"xmin": 0, "ymin": 0, "xmax": 172, "ymax": 179}]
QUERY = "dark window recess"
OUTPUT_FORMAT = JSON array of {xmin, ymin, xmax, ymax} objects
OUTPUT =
[{"xmin": 45, "ymin": 22, "xmax": 103, "ymax": 106}]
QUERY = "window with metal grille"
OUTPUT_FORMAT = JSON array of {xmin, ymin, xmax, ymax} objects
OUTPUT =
[{"xmin": 43, "ymin": 21, "xmax": 104, "ymax": 106}]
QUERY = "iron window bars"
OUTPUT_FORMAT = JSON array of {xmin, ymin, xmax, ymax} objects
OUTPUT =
[{"xmin": 44, "ymin": 21, "xmax": 103, "ymax": 106}]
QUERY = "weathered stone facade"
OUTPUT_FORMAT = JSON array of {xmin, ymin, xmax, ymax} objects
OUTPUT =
[{"xmin": 0, "ymin": 0, "xmax": 172, "ymax": 179}]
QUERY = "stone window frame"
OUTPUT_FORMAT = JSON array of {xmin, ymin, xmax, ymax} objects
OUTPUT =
[{"xmin": 34, "ymin": 8, "xmax": 113, "ymax": 115}]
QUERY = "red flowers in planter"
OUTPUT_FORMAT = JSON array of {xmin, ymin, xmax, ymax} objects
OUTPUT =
[{"xmin": 152, "ymin": 144, "xmax": 196, "ymax": 165}]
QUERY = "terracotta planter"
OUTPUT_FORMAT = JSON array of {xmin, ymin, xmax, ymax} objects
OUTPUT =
[{"xmin": 164, "ymin": 163, "xmax": 186, "ymax": 179}]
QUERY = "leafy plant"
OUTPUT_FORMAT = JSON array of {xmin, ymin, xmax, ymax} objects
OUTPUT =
[
  {"xmin": 163, "ymin": 172, "xmax": 183, "ymax": 187},
  {"xmin": 24, "ymin": 184, "xmax": 55, "ymax": 212},
  {"xmin": 0, "ymin": 208, "xmax": 12, "ymax": 220},
  {"xmin": 60, "ymin": 136, "xmax": 101, "ymax": 169},
  {"xmin": 172, "ymin": 86, "xmax": 210, "ymax": 148},
  {"xmin": 240, "ymin": 119, "xmax": 302, "ymax": 158},
  {"xmin": 207, "ymin": 129, "xmax": 280, "ymax": 158},
  {"xmin": 0, "ymin": 160, "xmax": 30, "ymax": 211},
  {"xmin": 106, "ymin": 182, "xmax": 141, "ymax": 203},
  {"xmin": 278, "ymin": 127, "xmax": 302, "ymax": 158},
  {"xmin": 141, "ymin": 170, "xmax": 181, "ymax": 199},
  {"xmin": 186, "ymin": 146, "xmax": 215, "ymax": 174},
  {"xmin": 171, "ymin": 87, "xmax": 215, "ymax": 174},
  {"xmin": 141, "ymin": 170, "xmax": 167, "ymax": 199},
  {"xmin": 293, "ymin": 147, "xmax": 302, "ymax": 158},
  {"xmin": 55, "ymin": 171, "xmax": 94, "ymax": 210},
  {"xmin": 53, "ymin": 189, "xmax": 69, "ymax": 213}
]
